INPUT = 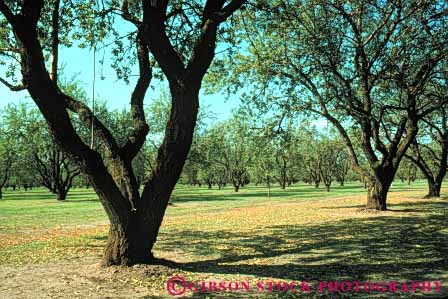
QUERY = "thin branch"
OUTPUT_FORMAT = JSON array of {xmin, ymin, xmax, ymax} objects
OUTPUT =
[{"xmin": 0, "ymin": 77, "xmax": 27, "ymax": 91}]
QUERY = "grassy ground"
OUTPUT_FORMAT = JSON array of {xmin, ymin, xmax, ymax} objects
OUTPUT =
[{"xmin": 0, "ymin": 181, "xmax": 447, "ymax": 298}]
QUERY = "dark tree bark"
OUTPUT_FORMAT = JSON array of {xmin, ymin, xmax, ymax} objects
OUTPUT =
[
  {"xmin": 229, "ymin": 169, "xmax": 246, "ymax": 193},
  {"xmin": 367, "ymin": 178, "xmax": 391, "ymax": 211},
  {"xmin": 56, "ymin": 188, "xmax": 67, "ymax": 201},
  {"xmin": 321, "ymin": 173, "xmax": 332, "ymax": 192},
  {"xmin": 319, "ymin": 165, "xmax": 333, "ymax": 193},
  {"xmin": 427, "ymin": 179, "xmax": 441, "ymax": 198},
  {"xmin": 365, "ymin": 161, "xmax": 398, "ymax": 210}
]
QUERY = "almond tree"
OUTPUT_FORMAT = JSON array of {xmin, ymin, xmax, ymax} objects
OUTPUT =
[
  {"xmin": 0, "ymin": 0, "xmax": 245, "ymax": 266},
  {"xmin": 0, "ymin": 120, "xmax": 15, "ymax": 199},
  {"xmin": 220, "ymin": 0, "xmax": 448, "ymax": 210}
]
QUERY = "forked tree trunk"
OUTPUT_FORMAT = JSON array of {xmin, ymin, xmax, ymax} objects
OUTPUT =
[{"xmin": 100, "ymin": 85, "xmax": 199, "ymax": 266}]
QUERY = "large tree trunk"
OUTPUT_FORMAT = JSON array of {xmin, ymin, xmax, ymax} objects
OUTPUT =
[
  {"xmin": 366, "ymin": 176, "xmax": 393, "ymax": 211},
  {"xmin": 102, "ymin": 207, "xmax": 162, "ymax": 266},
  {"xmin": 56, "ymin": 189, "xmax": 67, "ymax": 201},
  {"xmin": 425, "ymin": 178, "xmax": 441, "ymax": 198}
]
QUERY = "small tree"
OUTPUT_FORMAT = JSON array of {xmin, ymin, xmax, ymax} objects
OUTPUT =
[
  {"xmin": 210, "ymin": 114, "xmax": 253, "ymax": 193},
  {"xmin": 317, "ymin": 137, "xmax": 340, "ymax": 192},
  {"xmin": 0, "ymin": 121, "xmax": 15, "ymax": 199},
  {"xmin": 397, "ymin": 158, "xmax": 418, "ymax": 185}
]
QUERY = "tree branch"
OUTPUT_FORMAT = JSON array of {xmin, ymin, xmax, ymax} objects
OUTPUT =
[
  {"xmin": 0, "ymin": 77, "xmax": 27, "ymax": 91},
  {"xmin": 121, "ymin": 30, "xmax": 151, "ymax": 159}
]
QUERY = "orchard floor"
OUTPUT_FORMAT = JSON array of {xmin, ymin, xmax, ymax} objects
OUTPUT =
[{"xmin": 0, "ymin": 181, "xmax": 447, "ymax": 298}]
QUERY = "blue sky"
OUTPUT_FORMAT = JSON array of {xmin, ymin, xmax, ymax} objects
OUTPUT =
[
  {"xmin": 0, "ymin": 45, "xmax": 240, "ymax": 122},
  {"xmin": 0, "ymin": 44, "xmax": 329, "ymax": 131}
]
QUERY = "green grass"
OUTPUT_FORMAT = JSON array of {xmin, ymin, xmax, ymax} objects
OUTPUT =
[{"xmin": 0, "ymin": 180, "xmax": 447, "ymax": 298}]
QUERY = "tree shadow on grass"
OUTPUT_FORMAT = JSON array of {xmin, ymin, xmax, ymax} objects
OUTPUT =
[
  {"xmin": 334, "ymin": 199, "xmax": 448, "ymax": 212},
  {"xmin": 154, "ymin": 201, "xmax": 448, "ymax": 298}
]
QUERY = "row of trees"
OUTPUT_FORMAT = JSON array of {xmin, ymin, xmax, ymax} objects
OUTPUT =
[
  {"xmin": 1, "ymin": 103, "xmax": 429, "ymax": 201},
  {"xmin": 182, "ymin": 115, "xmax": 356, "ymax": 193},
  {"xmin": 0, "ymin": 102, "xmax": 357, "ymax": 197},
  {"xmin": 0, "ymin": 94, "xmax": 169, "ymax": 200}
]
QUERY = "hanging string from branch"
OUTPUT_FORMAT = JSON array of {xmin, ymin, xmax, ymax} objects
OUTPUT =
[{"xmin": 90, "ymin": 45, "xmax": 96, "ymax": 150}]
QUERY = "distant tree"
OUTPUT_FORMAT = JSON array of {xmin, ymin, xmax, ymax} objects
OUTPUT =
[
  {"xmin": 211, "ymin": 114, "xmax": 252, "ymax": 192},
  {"xmin": 397, "ymin": 158, "xmax": 418, "ymax": 185},
  {"xmin": 300, "ymin": 128, "xmax": 322, "ymax": 188},
  {"xmin": 249, "ymin": 124, "xmax": 278, "ymax": 196},
  {"xmin": 317, "ymin": 137, "xmax": 341, "ymax": 192},
  {"xmin": 334, "ymin": 148, "xmax": 351, "ymax": 187},
  {"xmin": 0, "ymin": 116, "xmax": 16, "ymax": 199},
  {"xmin": 4, "ymin": 104, "xmax": 80, "ymax": 201},
  {"xmin": 272, "ymin": 121, "xmax": 301, "ymax": 189}
]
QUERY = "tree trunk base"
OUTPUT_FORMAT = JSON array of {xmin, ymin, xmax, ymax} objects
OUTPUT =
[
  {"xmin": 424, "ymin": 182, "xmax": 441, "ymax": 198},
  {"xmin": 102, "ymin": 235, "xmax": 156, "ymax": 267},
  {"xmin": 367, "ymin": 180, "xmax": 389, "ymax": 211},
  {"xmin": 423, "ymin": 192, "xmax": 440, "ymax": 199},
  {"xmin": 366, "ymin": 196, "xmax": 387, "ymax": 211},
  {"xmin": 101, "ymin": 214, "xmax": 164, "ymax": 267}
]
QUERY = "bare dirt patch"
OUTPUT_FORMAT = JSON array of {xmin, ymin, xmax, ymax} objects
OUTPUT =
[{"xmin": 0, "ymin": 257, "xmax": 172, "ymax": 299}]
